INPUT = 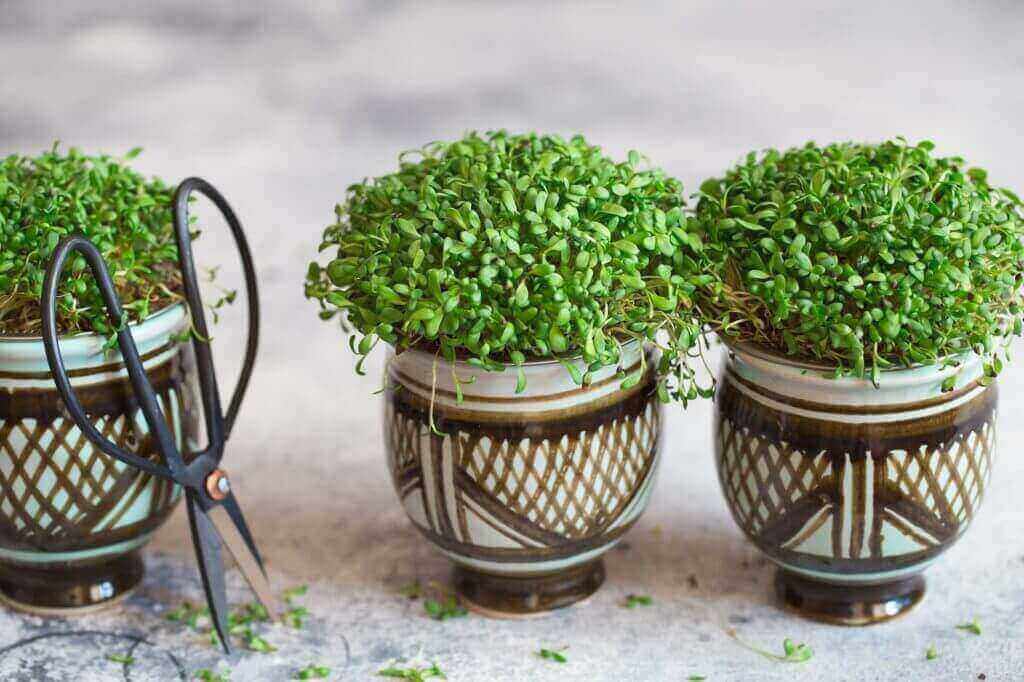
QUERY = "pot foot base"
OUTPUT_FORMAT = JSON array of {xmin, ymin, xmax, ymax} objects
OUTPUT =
[
  {"xmin": 775, "ymin": 569, "xmax": 925, "ymax": 625},
  {"xmin": 0, "ymin": 551, "xmax": 144, "ymax": 616},
  {"xmin": 454, "ymin": 559, "xmax": 605, "ymax": 618}
]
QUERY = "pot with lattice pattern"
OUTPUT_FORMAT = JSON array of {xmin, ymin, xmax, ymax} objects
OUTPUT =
[
  {"xmin": 0, "ymin": 305, "xmax": 199, "ymax": 615},
  {"xmin": 714, "ymin": 342, "xmax": 996, "ymax": 625},
  {"xmin": 384, "ymin": 340, "xmax": 661, "ymax": 616}
]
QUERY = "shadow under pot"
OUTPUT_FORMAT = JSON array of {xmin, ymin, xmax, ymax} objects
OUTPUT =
[
  {"xmin": 384, "ymin": 341, "xmax": 662, "ymax": 617},
  {"xmin": 714, "ymin": 343, "xmax": 996, "ymax": 625},
  {"xmin": 0, "ymin": 305, "xmax": 199, "ymax": 615}
]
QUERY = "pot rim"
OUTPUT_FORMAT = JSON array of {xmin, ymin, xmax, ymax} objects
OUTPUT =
[
  {"xmin": 0, "ymin": 302, "xmax": 185, "ymax": 345},
  {"xmin": 721, "ymin": 337, "xmax": 974, "ymax": 375},
  {"xmin": 391, "ymin": 337, "xmax": 646, "ymax": 369}
]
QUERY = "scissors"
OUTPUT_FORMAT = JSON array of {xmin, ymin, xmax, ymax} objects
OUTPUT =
[{"xmin": 39, "ymin": 177, "xmax": 282, "ymax": 655}]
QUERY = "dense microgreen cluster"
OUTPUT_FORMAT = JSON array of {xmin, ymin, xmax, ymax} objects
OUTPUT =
[
  {"xmin": 306, "ymin": 131, "xmax": 716, "ymax": 402},
  {"xmin": 693, "ymin": 138, "xmax": 1024, "ymax": 380},
  {"xmin": 0, "ymin": 145, "xmax": 186, "ymax": 336}
]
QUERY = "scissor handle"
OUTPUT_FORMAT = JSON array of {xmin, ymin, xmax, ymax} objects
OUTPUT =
[
  {"xmin": 173, "ymin": 177, "xmax": 259, "ymax": 452},
  {"xmin": 41, "ymin": 236, "xmax": 180, "ymax": 481}
]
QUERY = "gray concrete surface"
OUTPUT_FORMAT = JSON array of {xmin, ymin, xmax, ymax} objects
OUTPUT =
[{"xmin": 2, "ymin": 1, "xmax": 1023, "ymax": 679}]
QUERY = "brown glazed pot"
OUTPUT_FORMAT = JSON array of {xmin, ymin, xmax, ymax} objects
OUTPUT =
[
  {"xmin": 714, "ymin": 343, "xmax": 996, "ymax": 625},
  {"xmin": 384, "ymin": 341, "xmax": 662, "ymax": 617},
  {"xmin": 0, "ymin": 305, "xmax": 199, "ymax": 615}
]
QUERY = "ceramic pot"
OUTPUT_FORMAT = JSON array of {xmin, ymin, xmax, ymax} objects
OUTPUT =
[
  {"xmin": 383, "ymin": 341, "xmax": 661, "ymax": 616},
  {"xmin": 0, "ymin": 305, "xmax": 199, "ymax": 615},
  {"xmin": 714, "ymin": 343, "xmax": 996, "ymax": 625}
]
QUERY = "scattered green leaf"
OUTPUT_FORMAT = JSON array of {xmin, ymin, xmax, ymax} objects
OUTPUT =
[
  {"xmin": 284, "ymin": 585, "xmax": 309, "ymax": 603},
  {"xmin": 294, "ymin": 664, "xmax": 331, "ymax": 679},
  {"xmin": 623, "ymin": 594, "xmax": 653, "ymax": 608},
  {"xmin": 957, "ymin": 618, "xmax": 982, "ymax": 635},
  {"xmin": 378, "ymin": 663, "xmax": 446, "ymax": 680},
  {"xmin": 423, "ymin": 596, "xmax": 467, "ymax": 621},
  {"xmin": 537, "ymin": 647, "xmax": 568, "ymax": 663},
  {"xmin": 194, "ymin": 669, "xmax": 230, "ymax": 682}
]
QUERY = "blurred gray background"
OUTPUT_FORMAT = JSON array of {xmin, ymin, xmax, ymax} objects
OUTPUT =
[{"xmin": 2, "ymin": 1, "xmax": 1023, "ymax": 680}]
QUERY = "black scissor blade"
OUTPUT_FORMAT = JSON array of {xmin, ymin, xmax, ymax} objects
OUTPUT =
[
  {"xmin": 186, "ymin": 492, "xmax": 232, "ymax": 656},
  {"xmin": 208, "ymin": 495, "xmax": 283, "ymax": 621},
  {"xmin": 221, "ymin": 492, "xmax": 266, "ymax": 574}
]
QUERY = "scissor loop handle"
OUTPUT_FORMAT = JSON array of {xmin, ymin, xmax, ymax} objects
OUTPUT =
[
  {"xmin": 173, "ymin": 177, "xmax": 259, "ymax": 450},
  {"xmin": 41, "ymin": 236, "xmax": 179, "ymax": 481}
]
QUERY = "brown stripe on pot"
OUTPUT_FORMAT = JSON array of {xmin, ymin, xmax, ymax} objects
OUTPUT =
[
  {"xmin": 388, "ymin": 358, "xmax": 656, "ymax": 425},
  {"xmin": 0, "ymin": 501, "xmax": 178, "ymax": 556},
  {"xmin": 717, "ymin": 371, "xmax": 996, "ymax": 453},
  {"xmin": 0, "ymin": 351, "xmax": 190, "ymax": 420},
  {"xmin": 412, "ymin": 518, "xmax": 640, "ymax": 565},
  {"xmin": 389, "ymin": 370, "xmax": 657, "ymax": 438}
]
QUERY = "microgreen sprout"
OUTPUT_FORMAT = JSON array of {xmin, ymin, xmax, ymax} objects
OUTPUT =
[
  {"xmin": 408, "ymin": 582, "xmax": 467, "ymax": 621},
  {"xmin": 194, "ymin": 669, "xmax": 230, "ymax": 682},
  {"xmin": 166, "ymin": 585, "xmax": 308, "ymax": 652},
  {"xmin": 378, "ymin": 663, "xmax": 446, "ymax": 680},
  {"xmin": 0, "ymin": 144, "xmax": 193, "ymax": 336},
  {"xmin": 423, "ymin": 595, "xmax": 467, "ymax": 621},
  {"xmin": 693, "ymin": 138, "xmax": 1024, "ymax": 380},
  {"xmin": 105, "ymin": 653, "xmax": 134, "ymax": 666},
  {"xmin": 957, "ymin": 618, "xmax": 982, "ymax": 635},
  {"xmin": 537, "ymin": 647, "xmax": 568, "ymax": 663},
  {"xmin": 623, "ymin": 594, "xmax": 653, "ymax": 608},
  {"xmin": 727, "ymin": 630, "xmax": 813, "ymax": 664},
  {"xmin": 306, "ymin": 130, "xmax": 716, "ymax": 404},
  {"xmin": 926, "ymin": 646, "xmax": 938, "ymax": 660},
  {"xmin": 294, "ymin": 665, "xmax": 331, "ymax": 680},
  {"xmin": 284, "ymin": 585, "xmax": 309, "ymax": 602},
  {"xmin": 286, "ymin": 605, "xmax": 310, "ymax": 629}
]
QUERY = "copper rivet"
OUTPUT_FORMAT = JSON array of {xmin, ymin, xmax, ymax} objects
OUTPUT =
[{"xmin": 206, "ymin": 469, "xmax": 230, "ymax": 501}]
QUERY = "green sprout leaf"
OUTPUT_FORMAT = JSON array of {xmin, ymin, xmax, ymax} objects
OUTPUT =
[
  {"xmin": 286, "ymin": 605, "xmax": 310, "ymax": 629},
  {"xmin": 780, "ymin": 638, "xmax": 813, "ymax": 663},
  {"xmin": 423, "ymin": 596, "xmax": 467, "ymax": 621},
  {"xmin": 727, "ymin": 630, "xmax": 813, "ymax": 664},
  {"xmin": 956, "ymin": 618, "xmax": 982, "ymax": 635},
  {"xmin": 926, "ymin": 646, "xmax": 938, "ymax": 660},
  {"xmin": 623, "ymin": 594, "xmax": 653, "ymax": 608},
  {"xmin": 284, "ymin": 585, "xmax": 309, "ymax": 603},
  {"xmin": 194, "ymin": 670, "xmax": 230, "ymax": 682},
  {"xmin": 378, "ymin": 663, "xmax": 446, "ymax": 680},
  {"xmin": 537, "ymin": 647, "xmax": 568, "ymax": 663},
  {"xmin": 294, "ymin": 664, "xmax": 331, "ymax": 679},
  {"xmin": 105, "ymin": 653, "xmax": 134, "ymax": 666}
]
